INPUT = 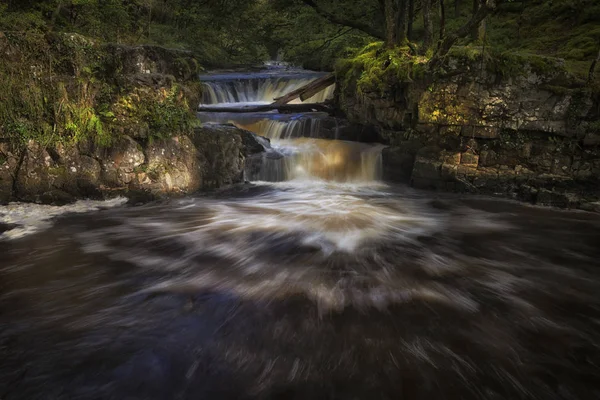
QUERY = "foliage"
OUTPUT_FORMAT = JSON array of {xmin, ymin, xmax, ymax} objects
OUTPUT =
[
  {"xmin": 0, "ymin": 32, "xmax": 198, "ymax": 147},
  {"xmin": 0, "ymin": 0, "xmax": 270, "ymax": 67},
  {"xmin": 336, "ymin": 42, "xmax": 429, "ymax": 95}
]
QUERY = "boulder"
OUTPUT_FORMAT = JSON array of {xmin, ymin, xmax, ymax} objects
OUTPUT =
[
  {"xmin": 15, "ymin": 141, "xmax": 62, "ymax": 203},
  {"xmin": 144, "ymin": 135, "xmax": 200, "ymax": 194},
  {"xmin": 98, "ymin": 136, "xmax": 145, "ymax": 187},
  {"xmin": 192, "ymin": 124, "xmax": 270, "ymax": 189},
  {"xmin": 0, "ymin": 143, "xmax": 20, "ymax": 204}
]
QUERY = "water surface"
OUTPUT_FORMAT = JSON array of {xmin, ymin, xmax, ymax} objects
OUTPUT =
[{"xmin": 2, "ymin": 67, "xmax": 600, "ymax": 399}]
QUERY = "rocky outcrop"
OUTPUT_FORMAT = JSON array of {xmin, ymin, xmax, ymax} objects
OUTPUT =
[
  {"xmin": 0, "ymin": 32, "xmax": 251, "ymax": 205},
  {"xmin": 0, "ymin": 125, "xmax": 270, "ymax": 205},
  {"xmin": 337, "ymin": 49, "xmax": 600, "ymax": 211},
  {"xmin": 102, "ymin": 44, "xmax": 201, "ymax": 81}
]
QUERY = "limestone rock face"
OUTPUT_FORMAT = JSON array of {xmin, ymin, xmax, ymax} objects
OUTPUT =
[
  {"xmin": 192, "ymin": 124, "xmax": 272, "ymax": 188},
  {"xmin": 144, "ymin": 135, "xmax": 200, "ymax": 194},
  {"xmin": 14, "ymin": 141, "xmax": 64, "ymax": 203},
  {"xmin": 0, "ymin": 143, "xmax": 21, "ymax": 205},
  {"xmin": 337, "ymin": 52, "xmax": 600, "ymax": 211},
  {"xmin": 98, "ymin": 136, "xmax": 146, "ymax": 187},
  {"xmin": 103, "ymin": 44, "xmax": 200, "ymax": 81},
  {"xmin": 3, "ymin": 125, "xmax": 268, "ymax": 205}
]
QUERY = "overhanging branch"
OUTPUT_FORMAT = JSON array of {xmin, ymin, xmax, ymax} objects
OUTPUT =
[
  {"xmin": 300, "ymin": 0, "xmax": 385, "ymax": 40},
  {"xmin": 429, "ymin": 0, "xmax": 501, "ymax": 69}
]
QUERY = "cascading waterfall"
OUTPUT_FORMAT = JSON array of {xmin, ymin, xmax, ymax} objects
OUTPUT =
[
  {"xmin": 199, "ymin": 68, "xmax": 382, "ymax": 183},
  {"xmin": 246, "ymin": 139, "xmax": 384, "ymax": 183},
  {"xmin": 235, "ymin": 117, "xmax": 324, "ymax": 140},
  {"xmin": 200, "ymin": 77, "xmax": 335, "ymax": 105}
]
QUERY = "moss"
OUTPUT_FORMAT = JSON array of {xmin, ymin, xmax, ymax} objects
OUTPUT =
[
  {"xmin": 0, "ymin": 32, "xmax": 201, "ymax": 149},
  {"xmin": 335, "ymin": 42, "xmax": 429, "ymax": 95}
]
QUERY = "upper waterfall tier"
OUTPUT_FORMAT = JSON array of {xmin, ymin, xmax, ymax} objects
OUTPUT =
[{"xmin": 199, "ymin": 70, "xmax": 335, "ymax": 105}]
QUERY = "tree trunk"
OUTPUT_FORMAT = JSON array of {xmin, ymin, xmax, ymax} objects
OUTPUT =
[
  {"xmin": 589, "ymin": 48, "xmax": 600, "ymax": 83},
  {"xmin": 397, "ymin": 0, "xmax": 409, "ymax": 44},
  {"xmin": 384, "ymin": 0, "xmax": 399, "ymax": 46},
  {"xmin": 408, "ymin": 0, "xmax": 415, "ymax": 41},
  {"xmin": 440, "ymin": 0, "xmax": 446, "ymax": 40},
  {"xmin": 471, "ymin": 0, "xmax": 485, "ymax": 42},
  {"xmin": 455, "ymin": 0, "xmax": 461, "ymax": 17},
  {"xmin": 383, "ymin": 0, "xmax": 409, "ymax": 47},
  {"xmin": 429, "ymin": 0, "xmax": 498, "ymax": 68},
  {"xmin": 423, "ymin": 0, "xmax": 434, "ymax": 51}
]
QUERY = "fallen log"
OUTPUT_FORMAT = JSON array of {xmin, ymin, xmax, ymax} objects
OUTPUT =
[
  {"xmin": 272, "ymin": 73, "xmax": 336, "ymax": 106},
  {"xmin": 197, "ymin": 103, "xmax": 334, "ymax": 114}
]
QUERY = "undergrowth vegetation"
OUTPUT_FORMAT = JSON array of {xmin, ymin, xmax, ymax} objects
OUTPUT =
[
  {"xmin": 0, "ymin": 32, "xmax": 198, "ymax": 148},
  {"xmin": 335, "ymin": 42, "xmax": 429, "ymax": 94}
]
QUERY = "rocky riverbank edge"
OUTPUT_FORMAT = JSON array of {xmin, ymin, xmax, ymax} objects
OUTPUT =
[{"xmin": 337, "ymin": 46, "xmax": 600, "ymax": 212}]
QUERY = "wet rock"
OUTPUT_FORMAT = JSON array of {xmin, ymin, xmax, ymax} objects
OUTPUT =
[
  {"xmin": 461, "ymin": 126, "xmax": 500, "ymax": 139},
  {"xmin": 0, "ymin": 222, "xmax": 18, "ymax": 234},
  {"xmin": 237, "ymin": 127, "xmax": 271, "ymax": 155},
  {"xmin": 192, "ymin": 124, "xmax": 268, "ymax": 189},
  {"xmin": 382, "ymin": 147, "xmax": 414, "ymax": 182},
  {"xmin": 460, "ymin": 149, "xmax": 479, "ymax": 166},
  {"xmin": 144, "ymin": 135, "xmax": 199, "ymax": 194},
  {"xmin": 126, "ymin": 189, "xmax": 158, "ymax": 205},
  {"xmin": 39, "ymin": 189, "xmax": 76, "ymax": 206},
  {"xmin": 579, "ymin": 201, "xmax": 600, "ymax": 213},
  {"xmin": 0, "ymin": 143, "xmax": 20, "ymax": 204},
  {"xmin": 99, "ymin": 136, "xmax": 145, "ymax": 187},
  {"xmin": 337, "ymin": 50, "xmax": 600, "ymax": 209},
  {"xmin": 411, "ymin": 148, "xmax": 443, "ymax": 189},
  {"xmin": 15, "ymin": 141, "xmax": 61, "ymax": 202},
  {"xmin": 536, "ymin": 189, "xmax": 580, "ymax": 209}
]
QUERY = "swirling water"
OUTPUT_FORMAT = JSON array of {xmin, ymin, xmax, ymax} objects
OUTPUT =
[{"xmin": 1, "ymin": 69, "xmax": 600, "ymax": 399}]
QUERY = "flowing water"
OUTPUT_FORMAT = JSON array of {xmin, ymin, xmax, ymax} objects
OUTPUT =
[{"xmin": 2, "ymin": 67, "xmax": 600, "ymax": 400}]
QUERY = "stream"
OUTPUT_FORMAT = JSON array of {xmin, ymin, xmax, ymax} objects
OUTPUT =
[{"xmin": 1, "ymin": 66, "xmax": 600, "ymax": 399}]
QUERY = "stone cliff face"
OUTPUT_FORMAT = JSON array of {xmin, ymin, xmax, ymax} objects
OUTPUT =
[
  {"xmin": 0, "ymin": 33, "xmax": 268, "ymax": 205},
  {"xmin": 338, "ymin": 51, "xmax": 600, "ymax": 211},
  {"xmin": 1, "ymin": 125, "xmax": 268, "ymax": 205}
]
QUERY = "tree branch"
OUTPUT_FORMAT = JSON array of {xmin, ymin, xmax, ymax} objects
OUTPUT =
[
  {"xmin": 429, "ymin": 0, "xmax": 500, "ymax": 69},
  {"xmin": 588, "ymin": 47, "xmax": 600, "ymax": 84},
  {"xmin": 300, "ymin": 0, "xmax": 385, "ymax": 40}
]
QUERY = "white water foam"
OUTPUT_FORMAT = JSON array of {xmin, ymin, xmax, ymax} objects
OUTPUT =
[{"xmin": 0, "ymin": 197, "xmax": 128, "ymax": 240}]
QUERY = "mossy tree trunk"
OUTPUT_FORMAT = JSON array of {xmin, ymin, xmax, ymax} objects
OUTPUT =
[
  {"xmin": 397, "ymin": 0, "xmax": 409, "ymax": 45},
  {"xmin": 470, "ymin": 0, "xmax": 486, "ymax": 42},
  {"xmin": 440, "ymin": 0, "xmax": 446, "ymax": 40},
  {"xmin": 383, "ymin": 0, "xmax": 409, "ymax": 47},
  {"xmin": 407, "ymin": 0, "xmax": 415, "ymax": 41},
  {"xmin": 384, "ymin": 0, "xmax": 398, "ymax": 46},
  {"xmin": 423, "ymin": 0, "xmax": 434, "ymax": 51},
  {"xmin": 429, "ymin": 0, "xmax": 498, "ymax": 68}
]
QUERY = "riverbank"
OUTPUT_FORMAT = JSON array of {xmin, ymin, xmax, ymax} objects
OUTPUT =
[
  {"xmin": 336, "ymin": 44, "xmax": 600, "ymax": 212},
  {"xmin": 0, "ymin": 32, "xmax": 272, "ymax": 205}
]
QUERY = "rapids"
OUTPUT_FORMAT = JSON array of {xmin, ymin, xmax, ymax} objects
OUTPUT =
[{"xmin": 1, "ymin": 66, "xmax": 600, "ymax": 400}]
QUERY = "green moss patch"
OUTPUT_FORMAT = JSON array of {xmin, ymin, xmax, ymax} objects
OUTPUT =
[
  {"xmin": 336, "ymin": 42, "xmax": 429, "ymax": 95},
  {"xmin": 0, "ymin": 32, "xmax": 200, "ymax": 148}
]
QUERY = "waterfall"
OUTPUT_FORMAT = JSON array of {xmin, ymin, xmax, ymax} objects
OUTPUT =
[
  {"xmin": 235, "ymin": 117, "xmax": 323, "ymax": 140},
  {"xmin": 200, "ymin": 77, "xmax": 335, "ymax": 105},
  {"xmin": 199, "ymin": 68, "xmax": 383, "ymax": 184},
  {"xmin": 247, "ymin": 139, "xmax": 384, "ymax": 183}
]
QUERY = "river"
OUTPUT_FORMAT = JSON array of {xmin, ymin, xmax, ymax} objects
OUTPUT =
[{"xmin": 1, "ymin": 66, "xmax": 600, "ymax": 399}]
